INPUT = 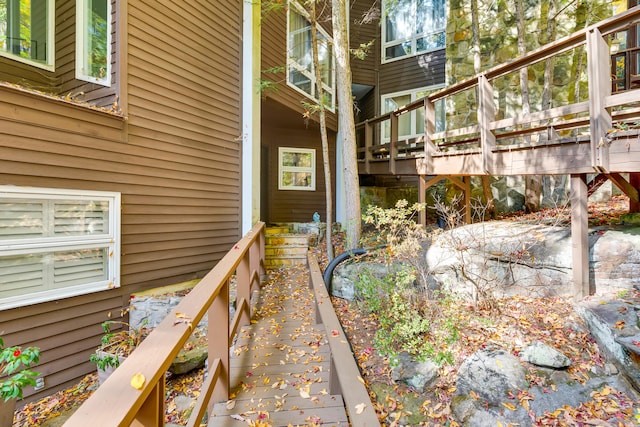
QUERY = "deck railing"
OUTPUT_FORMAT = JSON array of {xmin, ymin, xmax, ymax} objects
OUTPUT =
[
  {"xmin": 307, "ymin": 252, "xmax": 381, "ymax": 426},
  {"xmin": 357, "ymin": 5, "xmax": 640, "ymax": 176},
  {"xmin": 64, "ymin": 222, "xmax": 265, "ymax": 427}
]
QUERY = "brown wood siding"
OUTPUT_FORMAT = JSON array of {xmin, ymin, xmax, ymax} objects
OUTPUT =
[
  {"xmin": 0, "ymin": 0, "xmax": 242, "ymax": 401},
  {"xmin": 261, "ymin": 5, "xmax": 338, "ymax": 131},
  {"xmin": 262, "ymin": 99, "xmax": 336, "ymax": 223},
  {"xmin": 350, "ymin": 0, "xmax": 379, "ymax": 86},
  {"xmin": 379, "ymin": 49, "xmax": 446, "ymax": 95}
]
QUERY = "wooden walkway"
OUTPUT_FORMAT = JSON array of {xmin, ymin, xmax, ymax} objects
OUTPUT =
[{"xmin": 208, "ymin": 264, "xmax": 350, "ymax": 426}]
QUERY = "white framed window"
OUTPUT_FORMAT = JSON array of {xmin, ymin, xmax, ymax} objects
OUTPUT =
[
  {"xmin": 382, "ymin": 0, "xmax": 446, "ymax": 63},
  {"xmin": 0, "ymin": 186, "xmax": 121, "ymax": 310},
  {"xmin": 381, "ymin": 85, "xmax": 446, "ymax": 142},
  {"xmin": 278, "ymin": 147, "xmax": 316, "ymax": 191},
  {"xmin": 286, "ymin": 1, "xmax": 335, "ymax": 111},
  {"xmin": 76, "ymin": 0, "xmax": 111, "ymax": 85},
  {"xmin": 0, "ymin": 0, "xmax": 55, "ymax": 70}
]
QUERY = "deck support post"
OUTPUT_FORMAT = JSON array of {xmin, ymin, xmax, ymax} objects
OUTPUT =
[
  {"xmin": 631, "ymin": 173, "xmax": 640, "ymax": 212},
  {"xmin": 570, "ymin": 174, "xmax": 590, "ymax": 300},
  {"xmin": 418, "ymin": 175, "xmax": 427, "ymax": 226},
  {"xmin": 463, "ymin": 176, "xmax": 472, "ymax": 224},
  {"xmin": 211, "ymin": 279, "xmax": 230, "ymax": 403},
  {"xmin": 364, "ymin": 120, "xmax": 372, "ymax": 174}
]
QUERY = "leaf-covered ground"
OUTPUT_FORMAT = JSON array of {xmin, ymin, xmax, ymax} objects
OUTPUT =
[{"xmin": 12, "ymin": 197, "xmax": 640, "ymax": 426}]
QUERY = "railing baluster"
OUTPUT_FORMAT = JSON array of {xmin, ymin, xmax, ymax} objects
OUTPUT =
[
  {"xmin": 237, "ymin": 252, "xmax": 251, "ymax": 327},
  {"xmin": 390, "ymin": 112, "xmax": 398, "ymax": 174},
  {"xmin": 131, "ymin": 380, "xmax": 164, "ymax": 427}
]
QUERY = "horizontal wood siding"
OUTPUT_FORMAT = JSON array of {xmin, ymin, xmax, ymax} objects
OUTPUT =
[
  {"xmin": 261, "ymin": 5, "xmax": 338, "ymax": 131},
  {"xmin": 350, "ymin": 0, "xmax": 379, "ymax": 86},
  {"xmin": 0, "ymin": 0, "xmax": 242, "ymax": 401},
  {"xmin": 379, "ymin": 49, "xmax": 446, "ymax": 95},
  {"xmin": 262, "ymin": 100, "xmax": 336, "ymax": 223}
]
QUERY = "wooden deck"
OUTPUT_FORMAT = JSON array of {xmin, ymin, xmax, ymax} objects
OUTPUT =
[{"xmin": 208, "ymin": 264, "xmax": 349, "ymax": 426}]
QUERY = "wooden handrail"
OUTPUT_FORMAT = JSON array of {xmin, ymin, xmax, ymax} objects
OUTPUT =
[
  {"xmin": 357, "ymin": 6, "xmax": 640, "ymax": 175},
  {"xmin": 64, "ymin": 222, "xmax": 266, "ymax": 427},
  {"xmin": 307, "ymin": 252, "xmax": 381, "ymax": 427}
]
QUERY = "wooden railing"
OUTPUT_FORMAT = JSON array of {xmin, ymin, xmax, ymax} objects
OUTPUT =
[
  {"xmin": 65, "ymin": 222, "xmax": 265, "ymax": 427},
  {"xmin": 307, "ymin": 252, "xmax": 381, "ymax": 426},
  {"xmin": 357, "ymin": 6, "xmax": 640, "ymax": 176}
]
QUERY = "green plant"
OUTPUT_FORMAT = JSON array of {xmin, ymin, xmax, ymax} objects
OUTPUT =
[
  {"xmin": 90, "ymin": 320, "xmax": 146, "ymax": 371},
  {"xmin": 0, "ymin": 337, "xmax": 40, "ymax": 401}
]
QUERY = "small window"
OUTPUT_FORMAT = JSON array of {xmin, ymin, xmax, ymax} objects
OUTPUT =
[
  {"xmin": 0, "ymin": 186, "xmax": 121, "ymax": 310},
  {"xmin": 0, "ymin": 0, "xmax": 55, "ymax": 70},
  {"xmin": 382, "ymin": 0, "xmax": 446, "ymax": 63},
  {"xmin": 76, "ymin": 0, "xmax": 111, "ymax": 85},
  {"xmin": 278, "ymin": 147, "xmax": 316, "ymax": 191},
  {"xmin": 287, "ymin": 1, "xmax": 335, "ymax": 110},
  {"xmin": 381, "ymin": 85, "xmax": 446, "ymax": 142}
]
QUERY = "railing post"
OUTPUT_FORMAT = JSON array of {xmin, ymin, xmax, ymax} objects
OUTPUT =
[
  {"xmin": 570, "ymin": 174, "xmax": 590, "ymax": 299},
  {"xmin": 237, "ymin": 252, "xmax": 251, "ymax": 328},
  {"xmin": 477, "ymin": 75, "xmax": 496, "ymax": 174},
  {"xmin": 210, "ymin": 278, "xmax": 230, "ymax": 404},
  {"xmin": 587, "ymin": 27, "xmax": 612, "ymax": 171},
  {"xmin": 131, "ymin": 380, "xmax": 165, "ymax": 427},
  {"xmin": 364, "ymin": 120, "xmax": 372, "ymax": 174},
  {"xmin": 418, "ymin": 175, "xmax": 427, "ymax": 226},
  {"xmin": 423, "ymin": 97, "xmax": 437, "ymax": 174},
  {"xmin": 390, "ymin": 112, "xmax": 398, "ymax": 174}
]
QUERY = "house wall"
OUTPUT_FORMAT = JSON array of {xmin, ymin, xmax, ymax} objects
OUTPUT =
[
  {"xmin": 0, "ymin": 0, "xmax": 242, "ymax": 401},
  {"xmin": 349, "ymin": 0, "xmax": 379, "ymax": 87}
]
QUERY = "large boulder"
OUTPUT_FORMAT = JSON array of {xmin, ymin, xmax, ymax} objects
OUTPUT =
[
  {"xmin": 390, "ymin": 352, "xmax": 439, "ymax": 393},
  {"xmin": 426, "ymin": 222, "xmax": 640, "ymax": 297},
  {"xmin": 520, "ymin": 341, "xmax": 571, "ymax": 369}
]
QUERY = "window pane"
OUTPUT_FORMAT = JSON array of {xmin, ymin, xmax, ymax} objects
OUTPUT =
[
  {"xmin": 0, "ymin": 200, "xmax": 45, "ymax": 239},
  {"xmin": 289, "ymin": 67, "xmax": 312, "ymax": 94},
  {"xmin": 54, "ymin": 200, "xmax": 109, "ymax": 236},
  {"xmin": 0, "ymin": 0, "xmax": 50, "ymax": 64},
  {"xmin": 283, "ymin": 171, "xmax": 312, "ymax": 188},
  {"xmin": 0, "ymin": 253, "xmax": 45, "ymax": 298},
  {"xmin": 289, "ymin": 10, "xmax": 311, "ymax": 70},
  {"xmin": 385, "ymin": 0, "xmax": 412, "ymax": 43},
  {"xmin": 85, "ymin": 0, "xmax": 109, "ymax": 80},
  {"xmin": 54, "ymin": 247, "xmax": 108, "ymax": 288}
]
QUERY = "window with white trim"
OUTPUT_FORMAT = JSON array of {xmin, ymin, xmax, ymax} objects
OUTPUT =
[
  {"xmin": 382, "ymin": 0, "xmax": 446, "ymax": 63},
  {"xmin": 76, "ymin": 0, "xmax": 111, "ymax": 85},
  {"xmin": 0, "ymin": 0, "xmax": 55, "ymax": 70},
  {"xmin": 0, "ymin": 187, "xmax": 120, "ymax": 310},
  {"xmin": 278, "ymin": 147, "xmax": 316, "ymax": 191},
  {"xmin": 381, "ymin": 85, "xmax": 446, "ymax": 142},
  {"xmin": 287, "ymin": 1, "xmax": 335, "ymax": 110}
]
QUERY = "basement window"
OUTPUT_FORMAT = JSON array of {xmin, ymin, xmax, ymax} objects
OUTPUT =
[
  {"xmin": 0, "ymin": 0, "xmax": 55, "ymax": 70},
  {"xmin": 278, "ymin": 147, "xmax": 316, "ymax": 191},
  {"xmin": 0, "ymin": 186, "xmax": 120, "ymax": 310},
  {"xmin": 76, "ymin": 0, "xmax": 111, "ymax": 85}
]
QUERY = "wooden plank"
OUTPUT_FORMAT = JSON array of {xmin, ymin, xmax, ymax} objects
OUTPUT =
[{"xmin": 491, "ymin": 102, "xmax": 590, "ymax": 131}]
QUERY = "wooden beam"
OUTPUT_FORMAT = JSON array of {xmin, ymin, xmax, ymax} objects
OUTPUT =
[
  {"xmin": 570, "ymin": 174, "xmax": 590, "ymax": 299},
  {"xmin": 586, "ymin": 173, "xmax": 608, "ymax": 197},
  {"xmin": 605, "ymin": 172, "xmax": 640, "ymax": 203},
  {"xmin": 631, "ymin": 173, "xmax": 640, "ymax": 213},
  {"xmin": 463, "ymin": 176, "xmax": 472, "ymax": 224}
]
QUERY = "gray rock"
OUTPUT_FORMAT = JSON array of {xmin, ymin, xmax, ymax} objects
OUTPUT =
[
  {"xmin": 456, "ymin": 348, "xmax": 527, "ymax": 405},
  {"xmin": 170, "ymin": 343, "xmax": 208, "ymax": 375},
  {"xmin": 520, "ymin": 341, "xmax": 571, "ymax": 369},
  {"xmin": 391, "ymin": 352, "xmax": 439, "ymax": 393},
  {"xmin": 331, "ymin": 261, "xmax": 401, "ymax": 300}
]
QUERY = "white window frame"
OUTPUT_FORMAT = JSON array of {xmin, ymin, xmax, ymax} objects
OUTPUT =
[
  {"xmin": 381, "ymin": 0, "xmax": 446, "ymax": 64},
  {"xmin": 0, "ymin": 186, "xmax": 121, "ymax": 310},
  {"xmin": 381, "ymin": 84, "xmax": 445, "ymax": 143},
  {"xmin": 76, "ymin": 0, "xmax": 112, "ymax": 86},
  {"xmin": 0, "ymin": 0, "xmax": 55, "ymax": 70},
  {"xmin": 286, "ymin": 0, "xmax": 335, "ymax": 111},
  {"xmin": 278, "ymin": 147, "xmax": 316, "ymax": 191}
]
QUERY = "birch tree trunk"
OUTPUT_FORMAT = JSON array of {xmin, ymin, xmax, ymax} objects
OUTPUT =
[
  {"xmin": 310, "ymin": 1, "xmax": 334, "ymax": 261},
  {"xmin": 332, "ymin": 0, "xmax": 361, "ymax": 250}
]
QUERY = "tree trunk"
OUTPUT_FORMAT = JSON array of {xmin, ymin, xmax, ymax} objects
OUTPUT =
[
  {"xmin": 310, "ymin": 1, "xmax": 334, "ymax": 261},
  {"xmin": 332, "ymin": 0, "xmax": 361, "ymax": 250}
]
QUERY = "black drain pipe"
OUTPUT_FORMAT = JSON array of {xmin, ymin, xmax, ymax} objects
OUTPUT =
[{"xmin": 322, "ymin": 248, "xmax": 368, "ymax": 293}]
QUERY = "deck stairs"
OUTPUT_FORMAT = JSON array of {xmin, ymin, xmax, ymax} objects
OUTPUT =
[{"xmin": 264, "ymin": 225, "xmax": 318, "ymax": 268}]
